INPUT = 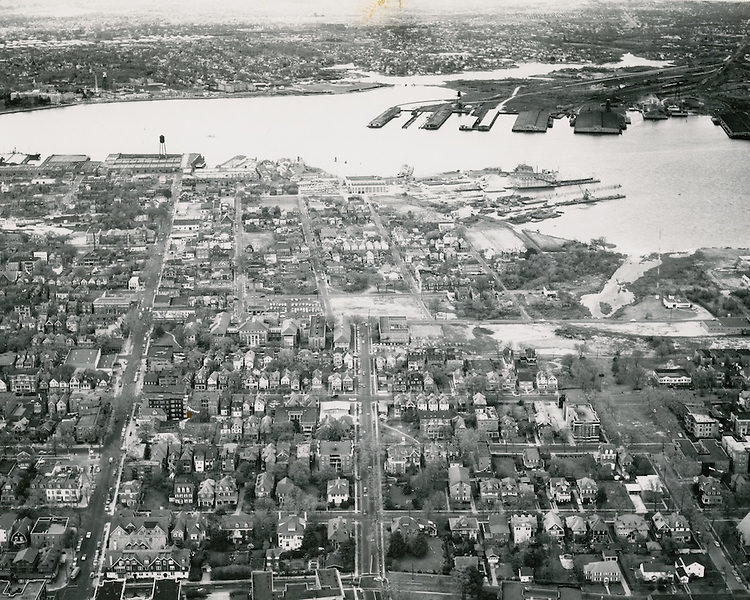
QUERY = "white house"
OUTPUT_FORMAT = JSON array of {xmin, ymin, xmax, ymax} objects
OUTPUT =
[{"xmin": 327, "ymin": 478, "xmax": 350, "ymax": 507}]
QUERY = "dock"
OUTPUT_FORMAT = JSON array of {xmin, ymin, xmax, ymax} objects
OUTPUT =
[
  {"xmin": 368, "ymin": 106, "xmax": 401, "ymax": 128},
  {"xmin": 512, "ymin": 110, "xmax": 552, "ymax": 133},
  {"xmin": 574, "ymin": 110, "xmax": 624, "ymax": 135},
  {"xmin": 476, "ymin": 107, "xmax": 500, "ymax": 132},
  {"xmin": 422, "ymin": 106, "xmax": 454, "ymax": 130},
  {"xmin": 717, "ymin": 111, "xmax": 750, "ymax": 139},
  {"xmin": 402, "ymin": 111, "xmax": 420, "ymax": 129}
]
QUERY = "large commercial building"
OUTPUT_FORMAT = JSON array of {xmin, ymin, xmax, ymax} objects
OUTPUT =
[
  {"xmin": 378, "ymin": 315, "xmax": 409, "ymax": 344},
  {"xmin": 564, "ymin": 403, "xmax": 601, "ymax": 443}
]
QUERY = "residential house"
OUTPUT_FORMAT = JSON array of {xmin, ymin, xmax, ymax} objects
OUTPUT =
[
  {"xmin": 391, "ymin": 516, "xmax": 438, "ymax": 538},
  {"xmin": 278, "ymin": 514, "xmax": 307, "ymax": 551},
  {"xmin": 448, "ymin": 465, "xmax": 471, "ymax": 504},
  {"xmin": 576, "ymin": 477, "xmax": 598, "ymax": 504},
  {"xmin": 614, "ymin": 514, "xmax": 650, "ymax": 543},
  {"xmin": 485, "ymin": 513, "xmax": 510, "ymax": 545},
  {"xmin": 588, "ymin": 515, "xmax": 611, "ymax": 544},
  {"xmin": 639, "ymin": 561, "xmax": 675, "ymax": 582},
  {"xmin": 197, "ymin": 479, "xmax": 215, "ymax": 508},
  {"xmin": 584, "ymin": 560, "xmax": 621, "ymax": 584},
  {"xmin": 448, "ymin": 516, "xmax": 479, "ymax": 540},
  {"xmin": 327, "ymin": 478, "xmax": 350, "ymax": 507},
  {"xmin": 216, "ymin": 476, "xmax": 238, "ymax": 507},
  {"xmin": 698, "ymin": 476, "xmax": 723, "ymax": 506},
  {"xmin": 511, "ymin": 514, "xmax": 537, "ymax": 545},
  {"xmin": 652, "ymin": 512, "xmax": 691, "ymax": 543},
  {"xmin": 543, "ymin": 511, "xmax": 564, "ymax": 540},
  {"xmin": 548, "ymin": 478, "xmax": 572, "ymax": 503},
  {"xmin": 256, "ymin": 472, "xmax": 274, "ymax": 499},
  {"xmin": 385, "ymin": 443, "xmax": 421, "ymax": 475},
  {"xmin": 220, "ymin": 513, "xmax": 254, "ymax": 545},
  {"xmin": 172, "ymin": 476, "xmax": 196, "ymax": 506},
  {"xmin": 565, "ymin": 515, "xmax": 587, "ymax": 540},
  {"xmin": 327, "ymin": 516, "xmax": 353, "ymax": 548}
]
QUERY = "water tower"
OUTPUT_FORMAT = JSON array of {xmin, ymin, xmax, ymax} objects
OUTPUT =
[{"xmin": 159, "ymin": 135, "xmax": 166, "ymax": 159}]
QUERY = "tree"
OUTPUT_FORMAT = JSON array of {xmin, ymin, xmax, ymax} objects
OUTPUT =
[
  {"xmin": 409, "ymin": 534, "xmax": 429, "ymax": 558},
  {"xmin": 462, "ymin": 566, "xmax": 484, "ymax": 600},
  {"xmin": 387, "ymin": 531, "xmax": 407, "ymax": 560},
  {"xmin": 338, "ymin": 539, "xmax": 356, "ymax": 572},
  {"xmin": 288, "ymin": 459, "xmax": 311, "ymax": 487},
  {"xmin": 456, "ymin": 428, "xmax": 481, "ymax": 463},
  {"xmin": 300, "ymin": 527, "xmax": 324, "ymax": 558},
  {"xmin": 316, "ymin": 416, "xmax": 353, "ymax": 441}
]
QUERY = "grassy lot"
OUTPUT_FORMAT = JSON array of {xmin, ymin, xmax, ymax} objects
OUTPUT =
[
  {"xmin": 390, "ymin": 536, "xmax": 443, "ymax": 574},
  {"xmin": 599, "ymin": 481, "xmax": 636, "ymax": 511},
  {"xmin": 591, "ymin": 390, "xmax": 683, "ymax": 445},
  {"xmin": 142, "ymin": 487, "xmax": 168, "ymax": 511},
  {"xmin": 493, "ymin": 457, "xmax": 519, "ymax": 478}
]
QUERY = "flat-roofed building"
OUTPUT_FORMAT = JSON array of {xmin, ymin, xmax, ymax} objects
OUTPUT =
[
  {"xmin": 378, "ymin": 315, "xmax": 409, "ymax": 345},
  {"xmin": 564, "ymin": 403, "xmax": 601, "ymax": 443},
  {"xmin": 685, "ymin": 411, "xmax": 719, "ymax": 439}
]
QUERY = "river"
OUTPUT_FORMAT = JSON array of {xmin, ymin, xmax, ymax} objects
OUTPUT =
[{"xmin": 0, "ymin": 55, "xmax": 748, "ymax": 255}]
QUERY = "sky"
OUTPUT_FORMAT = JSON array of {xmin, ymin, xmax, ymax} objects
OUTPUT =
[
  {"xmin": 0, "ymin": 0, "xmax": 746, "ymax": 25},
  {"xmin": 0, "ymin": 0, "xmax": 607, "ymax": 23}
]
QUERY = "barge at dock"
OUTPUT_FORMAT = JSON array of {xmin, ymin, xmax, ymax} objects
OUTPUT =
[
  {"xmin": 368, "ymin": 106, "xmax": 401, "ymax": 128},
  {"xmin": 422, "ymin": 106, "xmax": 454, "ymax": 130},
  {"xmin": 716, "ymin": 111, "xmax": 750, "ymax": 140}
]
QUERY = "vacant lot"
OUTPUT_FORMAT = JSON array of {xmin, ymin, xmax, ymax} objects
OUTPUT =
[
  {"xmin": 242, "ymin": 231, "xmax": 274, "ymax": 252},
  {"xmin": 465, "ymin": 224, "xmax": 527, "ymax": 253},
  {"xmin": 588, "ymin": 390, "xmax": 683, "ymax": 445},
  {"xmin": 329, "ymin": 293, "xmax": 427, "ymax": 318},
  {"xmin": 390, "ymin": 536, "xmax": 443, "ymax": 574},
  {"xmin": 614, "ymin": 295, "xmax": 712, "ymax": 322},
  {"xmin": 598, "ymin": 480, "xmax": 635, "ymax": 510}
]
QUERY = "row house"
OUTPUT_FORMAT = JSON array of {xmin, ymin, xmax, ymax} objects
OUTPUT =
[
  {"xmin": 105, "ymin": 547, "xmax": 191, "ymax": 580},
  {"xmin": 419, "ymin": 410, "xmax": 452, "ymax": 440},
  {"xmin": 109, "ymin": 515, "xmax": 170, "ymax": 551}
]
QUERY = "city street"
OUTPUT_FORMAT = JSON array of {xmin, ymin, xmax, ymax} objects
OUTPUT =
[{"xmin": 60, "ymin": 175, "xmax": 179, "ymax": 600}]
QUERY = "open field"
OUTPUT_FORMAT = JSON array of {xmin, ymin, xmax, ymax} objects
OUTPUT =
[
  {"xmin": 445, "ymin": 322, "xmax": 651, "ymax": 358},
  {"xmin": 390, "ymin": 536, "xmax": 443, "ymax": 574},
  {"xmin": 614, "ymin": 295, "xmax": 713, "ymax": 322},
  {"xmin": 409, "ymin": 323, "xmax": 444, "ymax": 340},
  {"xmin": 242, "ymin": 231, "xmax": 274, "ymax": 252},
  {"xmin": 329, "ymin": 293, "xmax": 426, "ymax": 318},
  {"xmin": 465, "ymin": 223, "xmax": 527, "ymax": 253},
  {"xmin": 255, "ymin": 195, "xmax": 299, "ymax": 210},
  {"xmin": 582, "ymin": 389, "xmax": 684, "ymax": 445},
  {"xmin": 373, "ymin": 193, "xmax": 448, "ymax": 220}
]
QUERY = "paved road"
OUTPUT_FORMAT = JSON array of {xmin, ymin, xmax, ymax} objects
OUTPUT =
[
  {"xmin": 363, "ymin": 195, "xmax": 432, "ymax": 320},
  {"xmin": 234, "ymin": 191, "xmax": 246, "ymax": 319},
  {"xmin": 651, "ymin": 453, "xmax": 747, "ymax": 593},
  {"xmin": 61, "ymin": 175, "xmax": 178, "ymax": 600},
  {"xmin": 298, "ymin": 195, "xmax": 333, "ymax": 319},
  {"xmin": 462, "ymin": 233, "xmax": 532, "ymax": 322}
]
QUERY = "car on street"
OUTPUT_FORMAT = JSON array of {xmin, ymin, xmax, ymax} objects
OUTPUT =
[
  {"xmin": 85, "ymin": 532, "xmax": 91, "ymax": 539},
  {"xmin": 81, "ymin": 555, "xmax": 87, "ymax": 561},
  {"xmin": 715, "ymin": 540, "xmax": 721, "ymax": 547}
]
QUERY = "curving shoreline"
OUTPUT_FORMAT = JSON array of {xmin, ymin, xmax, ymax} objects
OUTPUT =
[{"xmin": 0, "ymin": 80, "xmax": 391, "ymax": 117}]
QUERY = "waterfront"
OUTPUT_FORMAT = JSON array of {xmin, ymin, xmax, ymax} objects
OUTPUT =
[{"xmin": 0, "ymin": 59, "xmax": 748, "ymax": 255}]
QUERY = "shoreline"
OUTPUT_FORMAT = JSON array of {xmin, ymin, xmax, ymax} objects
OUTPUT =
[{"xmin": 0, "ymin": 81, "xmax": 392, "ymax": 117}]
